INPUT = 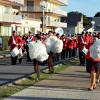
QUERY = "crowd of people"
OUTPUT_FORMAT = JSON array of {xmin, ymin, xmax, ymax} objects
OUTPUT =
[{"xmin": 8, "ymin": 30, "xmax": 100, "ymax": 91}]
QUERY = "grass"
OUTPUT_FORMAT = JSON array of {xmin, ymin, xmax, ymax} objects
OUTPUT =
[{"xmin": 0, "ymin": 59, "xmax": 79, "ymax": 100}]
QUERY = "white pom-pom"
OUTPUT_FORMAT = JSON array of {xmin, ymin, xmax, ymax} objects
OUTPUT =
[
  {"xmin": 45, "ymin": 36, "xmax": 57, "ymax": 53},
  {"xmin": 51, "ymin": 39, "xmax": 63, "ymax": 53},
  {"xmin": 29, "ymin": 41, "xmax": 48, "ymax": 62},
  {"xmin": 45, "ymin": 36, "xmax": 63, "ymax": 53},
  {"xmin": 90, "ymin": 39, "xmax": 100, "ymax": 59}
]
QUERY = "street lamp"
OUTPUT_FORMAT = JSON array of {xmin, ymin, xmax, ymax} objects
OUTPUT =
[
  {"xmin": 40, "ymin": 0, "xmax": 46, "ymax": 33},
  {"xmin": 91, "ymin": 21, "xmax": 95, "ymax": 33}
]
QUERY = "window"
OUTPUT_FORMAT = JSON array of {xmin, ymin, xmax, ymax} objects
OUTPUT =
[
  {"xmin": 27, "ymin": 1, "xmax": 34, "ymax": 11},
  {"xmin": 3, "ymin": 6, "xmax": 10, "ymax": 14},
  {"xmin": 48, "ymin": 16, "xmax": 50, "ymax": 25}
]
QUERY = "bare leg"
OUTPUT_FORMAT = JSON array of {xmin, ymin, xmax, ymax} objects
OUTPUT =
[
  {"xmin": 97, "ymin": 67, "xmax": 100, "ymax": 83},
  {"xmin": 90, "ymin": 71, "xmax": 96, "ymax": 90},
  {"xmin": 48, "ymin": 54, "xmax": 54, "ymax": 73},
  {"xmin": 33, "ymin": 60, "xmax": 40, "ymax": 80}
]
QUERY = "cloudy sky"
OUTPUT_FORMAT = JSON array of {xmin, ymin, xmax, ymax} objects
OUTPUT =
[{"xmin": 66, "ymin": 0, "xmax": 100, "ymax": 17}]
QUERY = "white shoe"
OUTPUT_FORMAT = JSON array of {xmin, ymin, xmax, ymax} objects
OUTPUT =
[{"xmin": 97, "ymin": 79, "xmax": 100, "ymax": 83}]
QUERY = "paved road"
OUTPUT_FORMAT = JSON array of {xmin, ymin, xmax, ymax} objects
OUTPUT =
[
  {"xmin": 0, "ymin": 56, "xmax": 66, "ymax": 86},
  {"xmin": 0, "ymin": 57, "xmax": 47, "ymax": 86}
]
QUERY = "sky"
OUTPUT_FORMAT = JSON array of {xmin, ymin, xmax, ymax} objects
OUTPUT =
[{"xmin": 66, "ymin": 0, "xmax": 100, "ymax": 17}]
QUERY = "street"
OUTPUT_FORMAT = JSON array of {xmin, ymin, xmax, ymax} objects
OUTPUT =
[{"xmin": 0, "ymin": 57, "xmax": 46, "ymax": 86}]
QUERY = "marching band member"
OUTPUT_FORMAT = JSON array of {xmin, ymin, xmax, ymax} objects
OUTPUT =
[
  {"xmin": 8, "ymin": 31, "xmax": 22, "ymax": 65},
  {"xmin": 29, "ymin": 34, "xmax": 48, "ymax": 80},
  {"xmin": 45, "ymin": 31, "xmax": 63, "ymax": 73}
]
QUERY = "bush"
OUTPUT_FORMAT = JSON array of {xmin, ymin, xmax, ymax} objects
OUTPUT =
[{"xmin": 0, "ymin": 36, "xmax": 10, "ymax": 50}]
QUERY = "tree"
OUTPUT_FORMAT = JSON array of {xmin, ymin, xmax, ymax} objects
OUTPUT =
[
  {"xmin": 68, "ymin": 11, "xmax": 92, "ymax": 28},
  {"xmin": 83, "ymin": 15, "xmax": 92, "ymax": 27},
  {"xmin": 94, "ymin": 12, "xmax": 100, "ymax": 17}
]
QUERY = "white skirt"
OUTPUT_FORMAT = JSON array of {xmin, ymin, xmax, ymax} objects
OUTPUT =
[{"xmin": 29, "ymin": 40, "xmax": 48, "ymax": 62}]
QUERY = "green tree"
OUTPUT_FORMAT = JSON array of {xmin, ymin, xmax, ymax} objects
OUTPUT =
[
  {"xmin": 94, "ymin": 12, "xmax": 100, "ymax": 17},
  {"xmin": 83, "ymin": 15, "xmax": 92, "ymax": 27},
  {"xmin": 68, "ymin": 11, "xmax": 92, "ymax": 28}
]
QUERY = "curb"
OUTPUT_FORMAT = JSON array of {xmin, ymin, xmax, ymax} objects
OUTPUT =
[{"xmin": 0, "ymin": 54, "xmax": 11, "ymax": 59}]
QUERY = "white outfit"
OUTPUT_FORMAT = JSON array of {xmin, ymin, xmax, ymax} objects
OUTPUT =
[
  {"xmin": 45, "ymin": 35, "xmax": 63, "ymax": 53},
  {"xmin": 90, "ymin": 39, "xmax": 100, "ymax": 59},
  {"xmin": 29, "ymin": 40, "xmax": 48, "ymax": 62}
]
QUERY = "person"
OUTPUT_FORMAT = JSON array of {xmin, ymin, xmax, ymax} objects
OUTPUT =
[
  {"xmin": 8, "ymin": 31, "xmax": 22, "ymax": 65},
  {"xmin": 88, "ymin": 34, "xmax": 100, "ymax": 91},
  {"xmin": 67, "ymin": 35, "xmax": 74, "ymax": 58},
  {"xmin": 29, "ymin": 34, "xmax": 48, "ymax": 81},
  {"xmin": 26, "ymin": 31, "xmax": 35, "ymax": 62},
  {"xmin": 60, "ymin": 34, "xmax": 67, "ymax": 60},
  {"xmin": 96, "ymin": 62, "xmax": 100, "ymax": 83},
  {"xmin": 47, "ymin": 31, "xmax": 54, "ymax": 73},
  {"xmin": 95, "ymin": 33, "xmax": 100, "ymax": 83},
  {"xmin": 33, "ymin": 34, "xmax": 41, "ymax": 81},
  {"xmin": 18, "ymin": 38, "xmax": 26, "ymax": 64},
  {"xmin": 45, "ymin": 31, "xmax": 63, "ymax": 73},
  {"xmin": 78, "ymin": 32, "xmax": 86, "ymax": 66}
]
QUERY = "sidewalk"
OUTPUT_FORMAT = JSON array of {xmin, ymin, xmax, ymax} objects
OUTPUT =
[
  {"xmin": 0, "ymin": 50, "xmax": 10, "ymax": 59},
  {"xmin": 4, "ymin": 62, "xmax": 100, "ymax": 100}
]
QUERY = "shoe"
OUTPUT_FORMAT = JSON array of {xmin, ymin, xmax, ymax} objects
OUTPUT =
[
  {"xmin": 88, "ymin": 88, "xmax": 93, "ymax": 91},
  {"xmin": 96, "ymin": 79, "xmax": 100, "ymax": 83},
  {"xmin": 49, "ymin": 70, "xmax": 54, "ymax": 74},
  {"xmin": 93, "ymin": 87, "xmax": 96, "ymax": 89},
  {"xmin": 35, "ymin": 78, "xmax": 39, "ymax": 81}
]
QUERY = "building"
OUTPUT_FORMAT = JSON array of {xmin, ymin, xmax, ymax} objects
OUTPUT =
[
  {"xmin": 93, "ymin": 17, "xmax": 100, "ymax": 32},
  {"xmin": 62, "ymin": 13, "xmax": 83, "ymax": 35},
  {"xmin": 0, "ymin": 0, "xmax": 24, "ymax": 36},
  {"xmin": 21, "ymin": 0, "xmax": 67, "ymax": 34}
]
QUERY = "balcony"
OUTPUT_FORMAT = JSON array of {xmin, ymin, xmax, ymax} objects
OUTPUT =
[
  {"xmin": 0, "ymin": 13, "xmax": 22, "ymax": 24},
  {"xmin": 52, "ymin": 8, "xmax": 67, "ymax": 16},
  {"xmin": 8, "ymin": 0, "xmax": 24, "ymax": 5},
  {"xmin": 0, "ymin": 0, "xmax": 24, "ymax": 6},
  {"xmin": 47, "ymin": 21, "xmax": 67, "ymax": 28},
  {"xmin": 21, "ymin": 6, "xmax": 67, "ymax": 16},
  {"xmin": 57, "ymin": 0, "xmax": 68, "ymax": 5},
  {"xmin": 48, "ymin": 0, "xmax": 68, "ymax": 5}
]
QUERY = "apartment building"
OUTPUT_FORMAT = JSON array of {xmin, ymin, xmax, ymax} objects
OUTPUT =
[
  {"xmin": 21, "ymin": 0, "xmax": 67, "ymax": 33},
  {"xmin": 0, "ymin": 0, "xmax": 24, "ymax": 36}
]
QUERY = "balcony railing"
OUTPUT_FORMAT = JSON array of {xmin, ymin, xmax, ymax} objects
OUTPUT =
[
  {"xmin": 8, "ymin": 0, "xmax": 24, "ymax": 5},
  {"xmin": 47, "ymin": 21, "xmax": 67, "ymax": 28},
  {"xmin": 0, "ymin": 13, "xmax": 22, "ymax": 24},
  {"xmin": 48, "ymin": 0, "xmax": 68, "ymax": 5},
  {"xmin": 21, "ymin": 6, "xmax": 67, "ymax": 16},
  {"xmin": 0, "ymin": 0, "xmax": 24, "ymax": 6},
  {"xmin": 22, "ymin": 13, "xmax": 41, "ymax": 22},
  {"xmin": 52, "ymin": 8, "xmax": 67, "ymax": 16},
  {"xmin": 57, "ymin": 0, "xmax": 68, "ymax": 5}
]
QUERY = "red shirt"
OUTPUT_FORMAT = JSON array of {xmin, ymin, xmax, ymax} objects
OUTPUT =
[
  {"xmin": 67, "ymin": 39, "xmax": 74, "ymax": 49},
  {"xmin": 8, "ymin": 36, "xmax": 22, "ymax": 50}
]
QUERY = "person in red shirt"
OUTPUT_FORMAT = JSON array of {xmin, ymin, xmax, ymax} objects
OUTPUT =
[
  {"xmin": 61, "ymin": 34, "xmax": 67, "ymax": 59},
  {"xmin": 86, "ymin": 35, "xmax": 99, "ymax": 91},
  {"xmin": 67, "ymin": 35, "xmax": 74, "ymax": 58},
  {"xmin": 78, "ymin": 32, "xmax": 86, "ymax": 66},
  {"xmin": 72, "ymin": 35, "xmax": 78, "ymax": 57},
  {"xmin": 8, "ymin": 31, "xmax": 22, "ymax": 65}
]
